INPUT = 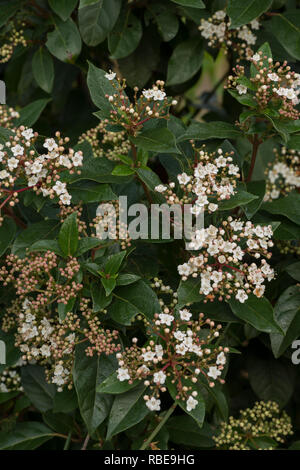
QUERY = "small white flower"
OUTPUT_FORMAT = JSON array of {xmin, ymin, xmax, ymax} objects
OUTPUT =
[
  {"xmin": 155, "ymin": 184, "xmax": 167, "ymax": 193},
  {"xmin": 53, "ymin": 181, "xmax": 67, "ymax": 195},
  {"xmin": 21, "ymin": 128, "xmax": 34, "ymax": 140},
  {"xmin": 158, "ymin": 313, "xmax": 174, "ymax": 326},
  {"xmin": 153, "ymin": 90, "xmax": 166, "ymax": 101},
  {"xmin": 216, "ymin": 352, "xmax": 226, "ymax": 365},
  {"xmin": 236, "ymin": 84, "xmax": 247, "ymax": 95},
  {"xmin": 11, "ymin": 144, "xmax": 24, "ymax": 156},
  {"xmin": 186, "ymin": 396, "xmax": 198, "ymax": 412},
  {"xmin": 252, "ymin": 53, "xmax": 260, "ymax": 62},
  {"xmin": 72, "ymin": 151, "xmax": 83, "ymax": 167},
  {"xmin": 0, "ymin": 170, "xmax": 10, "ymax": 179},
  {"xmin": 142, "ymin": 351, "xmax": 155, "ymax": 362},
  {"xmin": 40, "ymin": 345, "xmax": 51, "ymax": 357},
  {"xmin": 153, "ymin": 370, "xmax": 166, "ymax": 385},
  {"xmin": 174, "ymin": 330, "xmax": 186, "ymax": 341},
  {"xmin": 268, "ymin": 73, "xmax": 279, "ymax": 82},
  {"xmin": 146, "ymin": 396, "xmax": 161, "ymax": 411},
  {"xmin": 43, "ymin": 138, "xmax": 58, "ymax": 151},
  {"xmin": 207, "ymin": 366, "xmax": 221, "ymax": 380},
  {"xmin": 179, "ymin": 308, "xmax": 192, "ymax": 321},
  {"xmin": 117, "ymin": 367, "xmax": 130, "ymax": 382},
  {"xmin": 177, "ymin": 173, "xmax": 191, "ymax": 185},
  {"xmin": 142, "ymin": 89, "xmax": 154, "ymax": 99},
  {"xmin": 7, "ymin": 157, "xmax": 19, "ymax": 171},
  {"xmin": 59, "ymin": 192, "xmax": 72, "ymax": 205},
  {"xmin": 235, "ymin": 289, "xmax": 248, "ymax": 303},
  {"xmin": 105, "ymin": 70, "xmax": 116, "ymax": 80}
]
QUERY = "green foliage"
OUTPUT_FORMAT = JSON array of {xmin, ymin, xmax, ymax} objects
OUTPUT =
[{"xmin": 0, "ymin": 0, "xmax": 299, "ymax": 453}]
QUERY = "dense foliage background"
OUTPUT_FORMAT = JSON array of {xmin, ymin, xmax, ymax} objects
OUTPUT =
[{"xmin": 0, "ymin": 0, "xmax": 300, "ymax": 451}]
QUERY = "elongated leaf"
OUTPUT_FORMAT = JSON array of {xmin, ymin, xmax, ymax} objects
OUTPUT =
[
  {"xmin": 21, "ymin": 366, "xmax": 56, "ymax": 412},
  {"xmin": 48, "ymin": 0, "xmax": 78, "ymax": 21},
  {"xmin": 130, "ymin": 128, "xmax": 180, "ymax": 154},
  {"xmin": 73, "ymin": 344, "xmax": 117, "ymax": 434},
  {"xmin": 167, "ymin": 37, "xmax": 203, "ymax": 86},
  {"xmin": 110, "ymin": 280, "xmax": 161, "ymax": 325},
  {"xmin": 46, "ymin": 17, "xmax": 82, "ymax": 62},
  {"xmin": 266, "ymin": 11, "xmax": 300, "ymax": 60},
  {"xmin": 262, "ymin": 192, "xmax": 300, "ymax": 225},
  {"xmin": 97, "ymin": 371, "xmax": 139, "ymax": 394},
  {"xmin": 0, "ymin": 217, "xmax": 16, "ymax": 256},
  {"xmin": 227, "ymin": 0, "xmax": 273, "ymax": 29},
  {"xmin": 177, "ymin": 278, "xmax": 203, "ymax": 307},
  {"xmin": 58, "ymin": 212, "xmax": 78, "ymax": 256},
  {"xmin": 32, "ymin": 48, "xmax": 54, "ymax": 93},
  {"xmin": 178, "ymin": 121, "xmax": 241, "ymax": 142},
  {"xmin": 79, "ymin": 0, "xmax": 122, "ymax": 46},
  {"xmin": 15, "ymin": 99, "xmax": 51, "ymax": 127},
  {"xmin": 270, "ymin": 286, "xmax": 300, "ymax": 358},
  {"xmin": 108, "ymin": 10, "xmax": 142, "ymax": 59},
  {"xmin": 0, "ymin": 422, "xmax": 54, "ymax": 450},
  {"xmin": 229, "ymin": 295, "xmax": 283, "ymax": 335},
  {"xmin": 170, "ymin": 0, "xmax": 204, "ymax": 6},
  {"xmin": 106, "ymin": 383, "xmax": 148, "ymax": 439},
  {"xmin": 247, "ymin": 355, "xmax": 295, "ymax": 407}
]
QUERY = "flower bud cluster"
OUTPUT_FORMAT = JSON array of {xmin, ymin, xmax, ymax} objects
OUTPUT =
[
  {"xmin": 78, "ymin": 121, "xmax": 130, "ymax": 160},
  {"xmin": 199, "ymin": 10, "xmax": 260, "ymax": 60},
  {"xmin": 214, "ymin": 401, "xmax": 293, "ymax": 450},
  {"xmin": 227, "ymin": 53, "xmax": 300, "ymax": 120},
  {"xmin": 104, "ymin": 71, "xmax": 176, "ymax": 135},
  {"xmin": 0, "ymin": 21, "xmax": 27, "ymax": 63},
  {"xmin": 264, "ymin": 147, "xmax": 300, "ymax": 201},
  {"xmin": 116, "ymin": 293, "xmax": 228, "ymax": 413},
  {"xmin": 0, "ymin": 127, "xmax": 83, "ymax": 217},
  {"xmin": 0, "ymin": 105, "xmax": 19, "ymax": 128},
  {"xmin": 0, "ymin": 363, "xmax": 23, "ymax": 393},
  {"xmin": 178, "ymin": 217, "xmax": 274, "ymax": 303},
  {"xmin": 155, "ymin": 146, "xmax": 239, "ymax": 214}
]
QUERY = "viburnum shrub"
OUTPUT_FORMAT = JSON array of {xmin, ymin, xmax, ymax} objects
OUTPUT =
[{"xmin": 0, "ymin": 0, "xmax": 299, "ymax": 453}]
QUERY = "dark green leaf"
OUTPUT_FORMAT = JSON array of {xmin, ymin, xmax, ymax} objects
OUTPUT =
[
  {"xmin": 46, "ymin": 17, "xmax": 82, "ymax": 62},
  {"xmin": 0, "ymin": 422, "xmax": 54, "ymax": 450},
  {"xmin": 0, "ymin": 217, "xmax": 16, "ymax": 256},
  {"xmin": 108, "ymin": 10, "xmax": 142, "ymax": 59},
  {"xmin": 229, "ymin": 295, "xmax": 283, "ymax": 335},
  {"xmin": 32, "ymin": 47, "xmax": 54, "ymax": 93},
  {"xmin": 21, "ymin": 366, "xmax": 56, "ymax": 412},
  {"xmin": 130, "ymin": 128, "xmax": 180, "ymax": 154},
  {"xmin": 106, "ymin": 383, "xmax": 148, "ymax": 439},
  {"xmin": 58, "ymin": 212, "xmax": 78, "ymax": 256},
  {"xmin": 15, "ymin": 99, "xmax": 51, "ymax": 127},
  {"xmin": 166, "ymin": 38, "xmax": 203, "ymax": 86},
  {"xmin": 79, "ymin": 0, "xmax": 122, "ymax": 46},
  {"xmin": 73, "ymin": 344, "xmax": 117, "ymax": 434},
  {"xmin": 110, "ymin": 280, "xmax": 161, "ymax": 325},
  {"xmin": 227, "ymin": 0, "xmax": 273, "ymax": 29},
  {"xmin": 48, "ymin": 0, "xmax": 78, "ymax": 21}
]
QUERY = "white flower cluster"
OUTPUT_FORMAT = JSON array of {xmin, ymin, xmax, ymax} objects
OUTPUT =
[
  {"xmin": 264, "ymin": 147, "xmax": 300, "ymax": 201},
  {"xmin": 116, "ymin": 308, "xmax": 228, "ymax": 413},
  {"xmin": 0, "ymin": 363, "xmax": 23, "ymax": 393},
  {"xmin": 15, "ymin": 298, "xmax": 75, "ymax": 391},
  {"xmin": 178, "ymin": 218, "xmax": 274, "ymax": 303},
  {"xmin": 0, "ymin": 127, "xmax": 83, "ymax": 209},
  {"xmin": 155, "ymin": 147, "xmax": 239, "ymax": 214},
  {"xmin": 228, "ymin": 55, "xmax": 300, "ymax": 120},
  {"xmin": 199, "ymin": 10, "xmax": 260, "ymax": 58}
]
